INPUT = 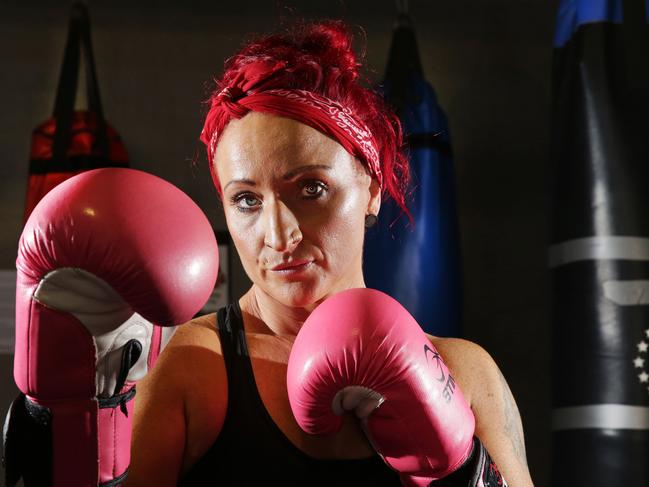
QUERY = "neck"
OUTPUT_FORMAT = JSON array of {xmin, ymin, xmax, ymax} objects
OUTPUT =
[{"xmin": 240, "ymin": 274, "xmax": 366, "ymax": 337}]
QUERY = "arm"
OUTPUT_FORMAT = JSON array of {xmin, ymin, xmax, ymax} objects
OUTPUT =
[
  {"xmin": 125, "ymin": 332, "xmax": 188, "ymax": 486},
  {"xmin": 126, "ymin": 317, "xmax": 228, "ymax": 486},
  {"xmin": 432, "ymin": 338, "xmax": 534, "ymax": 487}
]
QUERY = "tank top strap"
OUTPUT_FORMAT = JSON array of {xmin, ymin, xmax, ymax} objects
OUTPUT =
[{"xmin": 215, "ymin": 301, "xmax": 248, "ymax": 359}]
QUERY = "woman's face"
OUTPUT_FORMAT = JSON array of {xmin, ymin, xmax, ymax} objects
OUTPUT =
[{"xmin": 214, "ymin": 111, "xmax": 381, "ymax": 308}]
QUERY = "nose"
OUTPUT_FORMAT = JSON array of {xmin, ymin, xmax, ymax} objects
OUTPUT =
[{"xmin": 263, "ymin": 198, "xmax": 303, "ymax": 252}]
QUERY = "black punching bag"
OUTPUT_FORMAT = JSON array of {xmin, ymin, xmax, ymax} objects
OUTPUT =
[{"xmin": 550, "ymin": 0, "xmax": 649, "ymax": 484}]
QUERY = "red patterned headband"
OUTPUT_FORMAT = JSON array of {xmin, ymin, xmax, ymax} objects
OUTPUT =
[{"xmin": 201, "ymin": 62, "xmax": 382, "ymax": 189}]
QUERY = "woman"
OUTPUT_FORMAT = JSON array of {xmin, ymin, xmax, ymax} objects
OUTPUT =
[{"xmin": 127, "ymin": 20, "xmax": 534, "ymax": 486}]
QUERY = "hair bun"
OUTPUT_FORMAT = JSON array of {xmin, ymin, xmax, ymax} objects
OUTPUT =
[{"xmin": 299, "ymin": 21, "xmax": 361, "ymax": 80}]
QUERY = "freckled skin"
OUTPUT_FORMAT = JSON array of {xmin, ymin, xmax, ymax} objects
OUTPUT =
[{"xmin": 214, "ymin": 111, "xmax": 381, "ymax": 313}]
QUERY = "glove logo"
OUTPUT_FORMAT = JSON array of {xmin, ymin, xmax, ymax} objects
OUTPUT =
[
  {"xmin": 424, "ymin": 344, "xmax": 457, "ymax": 403},
  {"xmin": 424, "ymin": 344, "xmax": 446, "ymax": 382}
]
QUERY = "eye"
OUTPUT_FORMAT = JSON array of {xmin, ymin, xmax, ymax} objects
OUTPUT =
[
  {"xmin": 231, "ymin": 193, "xmax": 261, "ymax": 212},
  {"xmin": 301, "ymin": 180, "xmax": 328, "ymax": 199}
]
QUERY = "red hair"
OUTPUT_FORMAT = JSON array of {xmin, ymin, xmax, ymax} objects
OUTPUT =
[{"xmin": 202, "ymin": 19, "xmax": 411, "ymax": 221}]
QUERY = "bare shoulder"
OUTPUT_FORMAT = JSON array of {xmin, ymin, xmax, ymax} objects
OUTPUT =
[
  {"xmin": 427, "ymin": 335, "xmax": 535, "ymax": 487},
  {"xmin": 426, "ymin": 335, "xmax": 498, "ymax": 406},
  {"xmin": 170, "ymin": 313, "xmax": 229, "ymax": 474},
  {"xmin": 169, "ymin": 313, "xmax": 221, "ymax": 347},
  {"xmin": 145, "ymin": 313, "xmax": 224, "ymax": 391},
  {"xmin": 128, "ymin": 314, "xmax": 228, "ymax": 484},
  {"xmin": 164, "ymin": 312, "xmax": 228, "ymax": 412}
]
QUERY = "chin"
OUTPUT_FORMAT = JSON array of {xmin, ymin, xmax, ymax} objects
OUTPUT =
[
  {"xmin": 282, "ymin": 288, "xmax": 321, "ymax": 308},
  {"xmin": 256, "ymin": 267, "xmax": 356, "ymax": 309},
  {"xmin": 264, "ymin": 280, "xmax": 325, "ymax": 309}
]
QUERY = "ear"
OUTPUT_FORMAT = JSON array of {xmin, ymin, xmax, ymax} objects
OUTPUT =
[{"xmin": 367, "ymin": 177, "xmax": 382, "ymax": 216}]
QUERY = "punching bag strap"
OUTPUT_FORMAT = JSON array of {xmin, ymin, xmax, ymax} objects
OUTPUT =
[
  {"xmin": 51, "ymin": 4, "xmax": 82, "ymax": 164},
  {"xmin": 384, "ymin": 8, "xmax": 422, "ymax": 118},
  {"xmin": 52, "ymin": 2, "xmax": 108, "ymax": 164},
  {"xmin": 77, "ymin": 2, "xmax": 109, "ymax": 157}
]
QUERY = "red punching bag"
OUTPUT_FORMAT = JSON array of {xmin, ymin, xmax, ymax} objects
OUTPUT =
[{"xmin": 24, "ymin": 2, "xmax": 128, "ymax": 223}]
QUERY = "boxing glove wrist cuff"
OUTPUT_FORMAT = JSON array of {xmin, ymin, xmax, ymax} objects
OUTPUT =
[
  {"xmin": 432, "ymin": 437, "xmax": 508, "ymax": 487},
  {"xmin": 3, "ymin": 394, "xmax": 53, "ymax": 487},
  {"xmin": 3, "ymin": 390, "xmax": 136, "ymax": 487}
]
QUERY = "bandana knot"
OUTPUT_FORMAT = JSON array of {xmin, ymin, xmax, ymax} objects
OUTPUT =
[{"xmin": 216, "ymin": 86, "xmax": 246, "ymax": 102}]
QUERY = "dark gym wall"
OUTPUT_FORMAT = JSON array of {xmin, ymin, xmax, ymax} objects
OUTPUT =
[{"xmin": 0, "ymin": 1, "xmax": 554, "ymax": 485}]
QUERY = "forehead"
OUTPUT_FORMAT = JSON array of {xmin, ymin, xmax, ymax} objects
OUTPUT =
[{"xmin": 214, "ymin": 111, "xmax": 355, "ymax": 180}]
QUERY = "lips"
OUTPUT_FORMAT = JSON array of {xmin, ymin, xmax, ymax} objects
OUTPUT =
[{"xmin": 270, "ymin": 259, "xmax": 313, "ymax": 271}]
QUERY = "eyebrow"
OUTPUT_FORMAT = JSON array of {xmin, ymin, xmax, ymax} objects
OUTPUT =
[
  {"xmin": 283, "ymin": 164, "xmax": 331, "ymax": 180},
  {"xmin": 222, "ymin": 164, "xmax": 331, "ymax": 192}
]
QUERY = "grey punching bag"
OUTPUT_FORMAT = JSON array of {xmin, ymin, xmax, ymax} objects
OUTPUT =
[{"xmin": 550, "ymin": 0, "xmax": 649, "ymax": 484}]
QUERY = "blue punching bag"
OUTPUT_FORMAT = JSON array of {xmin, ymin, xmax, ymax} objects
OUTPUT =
[
  {"xmin": 363, "ymin": 13, "xmax": 462, "ymax": 337},
  {"xmin": 550, "ymin": 0, "xmax": 649, "ymax": 484}
]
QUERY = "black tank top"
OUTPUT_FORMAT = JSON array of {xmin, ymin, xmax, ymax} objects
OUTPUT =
[{"xmin": 179, "ymin": 301, "xmax": 402, "ymax": 486}]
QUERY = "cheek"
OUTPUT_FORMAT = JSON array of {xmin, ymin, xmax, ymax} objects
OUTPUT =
[
  {"xmin": 312, "ymin": 190, "xmax": 366, "ymax": 265},
  {"xmin": 224, "ymin": 209, "xmax": 262, "ymax": 270}
]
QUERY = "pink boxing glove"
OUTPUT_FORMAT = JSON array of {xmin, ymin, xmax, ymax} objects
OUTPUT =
[
  {"xmin": 287, "ymin": 288, "xmax": 506, "ymax": 486},
  {"xmin": 4, "ymin": 168, "xmax": 219, "ymax": 487}
]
